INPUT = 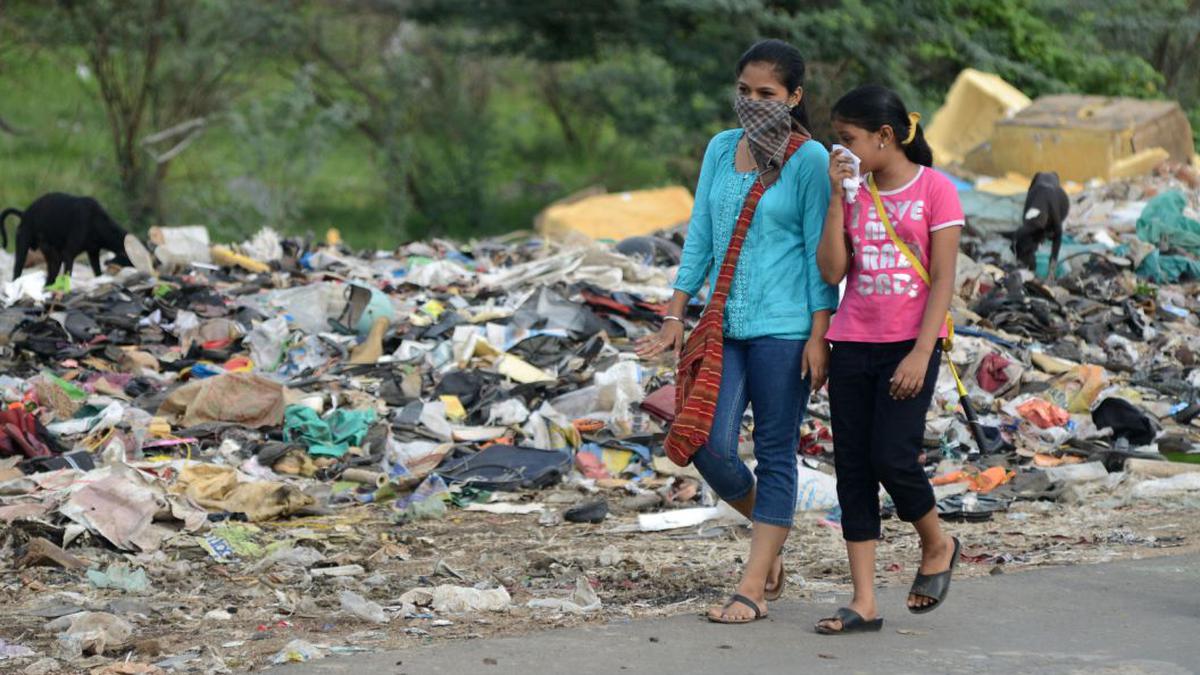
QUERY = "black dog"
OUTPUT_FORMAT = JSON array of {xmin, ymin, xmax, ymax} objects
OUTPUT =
[
  {"xmin": 1014, "ymin": 172, "xmax": 1069, "ymax": 278},
  {"xmin": 1, "ymin": 193, "xmax": 133, "ymax": 282}
]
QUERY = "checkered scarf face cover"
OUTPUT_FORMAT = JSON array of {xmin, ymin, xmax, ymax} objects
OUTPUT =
[{"xmin": 733, "ymin": 96, "xmax": 793, "ymax": 187}]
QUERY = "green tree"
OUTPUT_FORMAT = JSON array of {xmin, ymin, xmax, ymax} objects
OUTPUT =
[
  {"xmin": 282, "ymin": 2, "xmax": 503, "ymax": 237},
  {"xmin": 5, "ymin": 0, "xmax": 283, "ymax": 228}
]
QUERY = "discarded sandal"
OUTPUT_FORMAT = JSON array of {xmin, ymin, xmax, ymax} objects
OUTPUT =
[
  {"xmin": 707, "ymin": 593, "xmax": 767, "ymax": 624},
  {"xmin": 908, "ymin": 536, "xmax": 961, "ymax": 614},
  {"xmin": 815, "ymin": 607, "xmax": 883, "ymax": 635}
]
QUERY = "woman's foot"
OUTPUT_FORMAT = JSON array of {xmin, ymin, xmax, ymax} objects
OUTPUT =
[
  {"xmin": 814, "ymin": 597, "xmax": 878, "ymax": 633},
  {"xmin": 763, "ymin": 553, "xmax": 784, "ymax": 599},
  {"xmin": 708, "ymin": 580, "xmax": 769, "ymax": 623},
  {"xmin": 908, "ymin": 533, "xmax": 955, "ymax": 610}
]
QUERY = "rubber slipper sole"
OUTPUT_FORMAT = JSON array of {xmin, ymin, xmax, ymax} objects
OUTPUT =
[
  {"xmin": 815, "ymin": 618, "xmax": 884, "ymax": 635},
  {"xmin": 708, "ymin": 613, "xmax": 769, "ymax": 624}
]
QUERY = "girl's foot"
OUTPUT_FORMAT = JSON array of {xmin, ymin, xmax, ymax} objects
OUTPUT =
[
  {"xmin": 708, "ymin": 580, "xmax": 769, "ymax": 623},
  {"xmin": 815, "ymin": 597, "xmax": 878, "ymax": 633},
  {"xmin": 908, "ymin": 533, "xmax": 956, "ymax": 610}
]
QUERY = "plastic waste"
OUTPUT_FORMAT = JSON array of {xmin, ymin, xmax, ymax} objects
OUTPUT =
[
  {"xmin": 795, "ymin": 466, "xmax": 839, "ymax": 511},
  {"xmin": 263, "ymin": 283, "xmax": 344, "ymax": 335},
  {"xmin": 47, "ymin": 612, "xmax": 133, "ymax": 658},
  {"xmin": 283, "ymin": 404, "xmax": 376, "ymax": 457},
  {"xmin": 496, "ymin": 354, "xmax": 555, "ymax": 384},
  {"xmin": 250, "ymin": 544, "xmax": 325, "ymax": 572},
  {"xmin": 245, "ymin": 316, "xmax": 290, "ymax": 373},
  {"xmin": 464, "ymin": 502, "xmax": 545, "ymax": 515},
  {"xmin": 150, "ymin": 226, "xmax": 211, "ymax": 267},
  {"xmin": 398, "ymin": 585, "xmax": 512, "ymax": 613},
  {"xmin": 394, "ymin": 475, "xmax": 449, "ymax": 520},
  {"xmin": 211, "ymin": 245, "xmax": 270, "ymax": 273},
  {"xmin": 1044, "ymin": 365, "xmax": 1108, "ymax": 414},
  {"xmin": 487, "ymin": 399, "xmax": 531, "ymax": 426},
  {"xmin": 418, "ymin": 400, "xmax": 454, "ymax": 441},
  {"xmin": 339, "ymin": 590, "xmax": 388, "ymax": 624},
  {"xmin": 637, "ymin": 503, "xmax": 746, "ymax": 531},
  {"xmin": 1040, "ymin": 461, "xmax": 1108, "ymax": 483},
  {"xmin": 86, "ymin": 564, "xmax": 150, "ymax": 593},
  {"xmin": 122, "ymin": 234, "xmax": 156, "ymax": 276},
  {"xmin": 1136, "ymin": 190, "xmax": 1200, "ymax": 255},
  {"xmin": 343, "ymin": 283, "xmax": 396, "ymax": 336},
  {"xmin": 526, "ymin": 574, "xmax": 602, "ymax": 614},
  {"xmin": 241, "ymin": 227, "xmax": 284, "ymax": 263},
  {"xmin": 1130, "ymin": 473, "xmax": 1200, "ymax": 499},
  {"xmin": 405, "ymin": 260, "xmax": 471, "ymax": 287},
  {"xmin": 0, "ymin": 638, "xmax": 35, "ymax": 660},
  {"xmin": 271, "ymin": 639, "xmax": 328, "ymax": 664},
  {"xmin": 1006, "ymin": 395, "xmax": 1070, "ymax": 429}
]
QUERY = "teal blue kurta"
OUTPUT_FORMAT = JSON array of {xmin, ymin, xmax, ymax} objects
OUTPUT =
[{"xmin": 674, "ymin": 128, "xmax": 838, "ymax": 340}]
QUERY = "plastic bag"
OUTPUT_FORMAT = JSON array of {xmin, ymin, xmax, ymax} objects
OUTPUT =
[
  {"xmin": 795, "ymin": 466, "xmax": 839, "ymax": 511},
  {"xmin": 487, "ymin": 399, "xmax": 531, "ymax": 426},
  {"xmin": 398, "ymin": 584, "xmax": 512, "ymax": 613},
  {"xmin": 526, "ymin": 575, "xmax": 601, "ymax": 614},
  {"xmin": 151, "ymin": 226, "xmax": 211, "ymax": 267},
  {"xmin": 47, "ymin": 612, "xmax": 133, "ymax": 658},
  {"xmin": 339, "ymin": 590, "xmax": 388, "ymax": 623},
  {"xmin": 1044, "ymin": 365, "xmax": 1107, "ymax": 414},
  {"xmin": 246, "ymin": 316, "xmax": 290, "ymax": 373}
]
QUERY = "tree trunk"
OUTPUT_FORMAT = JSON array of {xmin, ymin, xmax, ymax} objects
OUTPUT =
[{"xmin": 540, "ymin": 66, "xmax": 581, "ymax": 152}]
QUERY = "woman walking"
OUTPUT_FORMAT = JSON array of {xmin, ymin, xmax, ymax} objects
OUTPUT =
[{"xmin": 636, "ymin": 39, "xmax": 837, "ymax": 624}]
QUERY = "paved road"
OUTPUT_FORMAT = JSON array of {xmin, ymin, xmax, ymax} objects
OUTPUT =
[{"xmin": 279, "ymin": 555, "xmax": 1200, "ymax": 675}]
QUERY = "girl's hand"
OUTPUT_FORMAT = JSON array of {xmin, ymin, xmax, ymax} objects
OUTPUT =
[
  {"xmin": 635, "ymin": 320, "xmax": 685, "ymax": 360},
  {"xmin": 829, "ymin": 148, "xmax": 854, "ymax": 198},
  {"xmin": 890, "ymin": 349, "xmax": 931, "ymax": 399},
  {"xmin": 801, "ymin": 338, "xmax": 829, "ymax": 391}
]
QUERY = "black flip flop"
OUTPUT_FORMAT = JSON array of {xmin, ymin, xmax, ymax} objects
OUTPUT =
[
  {"xmin": 815, "ymin": 607, "xmax": 884, "ymax": 635},
  {"xmin": 707, "ymin": 593, "xmax": 767, "ymax": 624},
  {"xmin": 908, "ymin": 536, "xmax": 962, "ymax": 614}
]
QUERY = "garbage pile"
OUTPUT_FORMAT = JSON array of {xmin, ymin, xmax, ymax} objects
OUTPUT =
[
  {"xmin": 0, "ymin": 168, "xmax": 1198, "ymax": 671},
  {"xmin": 922, "ymin": 171, "xmax": 1200, "ymax": 518}
]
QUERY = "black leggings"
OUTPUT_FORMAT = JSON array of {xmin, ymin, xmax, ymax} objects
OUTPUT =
[{"xmin": 828, "ymin": 340, "xmax": 941, "ymax": 542}]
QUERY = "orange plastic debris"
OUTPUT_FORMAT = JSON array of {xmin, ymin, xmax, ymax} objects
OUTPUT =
[
  {"xmin": 969, "ymin": 466, "xmax": 1014, "ymax": 493},
  {"xmin": 931, "ymin": 466, "xmax": 1014, "ymax": 494},
  {"xmin": 573, "ymin": 419, "xmax": 605, "ymax": 433},
  {"xmin": 1016, "ymin": 398, "xmax": 1070, "ymax": 428}
]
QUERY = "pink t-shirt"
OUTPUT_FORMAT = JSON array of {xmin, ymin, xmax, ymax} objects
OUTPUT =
[{"xmin": 826, "ymin": 166, "xmax": 964, "ymax": 343}]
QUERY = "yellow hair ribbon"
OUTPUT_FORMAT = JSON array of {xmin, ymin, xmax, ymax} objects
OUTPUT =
[{"xmin": 902, "ymin": 111, "xmax": 922, "ymax": 145}]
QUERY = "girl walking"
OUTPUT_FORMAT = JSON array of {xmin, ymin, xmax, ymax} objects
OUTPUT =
[
  {"xmin": 637, "ymin": 40, "xmax": 837, "ymax": 624},
  {"xmin": 815, "ymin": 84, "xmax": 963, "ymax": 634}
]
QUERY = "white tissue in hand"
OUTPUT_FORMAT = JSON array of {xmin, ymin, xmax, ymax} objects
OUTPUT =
[{"xmin": 832, "ymin": 144, "xmax": 862, "ymax": 203}]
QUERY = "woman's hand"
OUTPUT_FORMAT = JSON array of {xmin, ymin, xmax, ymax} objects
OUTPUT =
[
  {"xmin": 635, "ymin": 320, "xmax": 685, "ymax": 360},
  {"xmin": 801, "ymin": 338, "xmax": 829, "ymax": 391},
  {"xmin": 890, "ymin": 349, "xmax": 931, "ymax": 400},
  {"xmin": 829, "ymin": 148, "xmax": 854, "ymax": 198}
]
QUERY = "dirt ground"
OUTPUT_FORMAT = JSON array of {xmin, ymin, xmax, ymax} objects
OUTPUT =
[{"xmin": 2, "ymin": 491, "xmax": 1196, "ymax": 673}]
